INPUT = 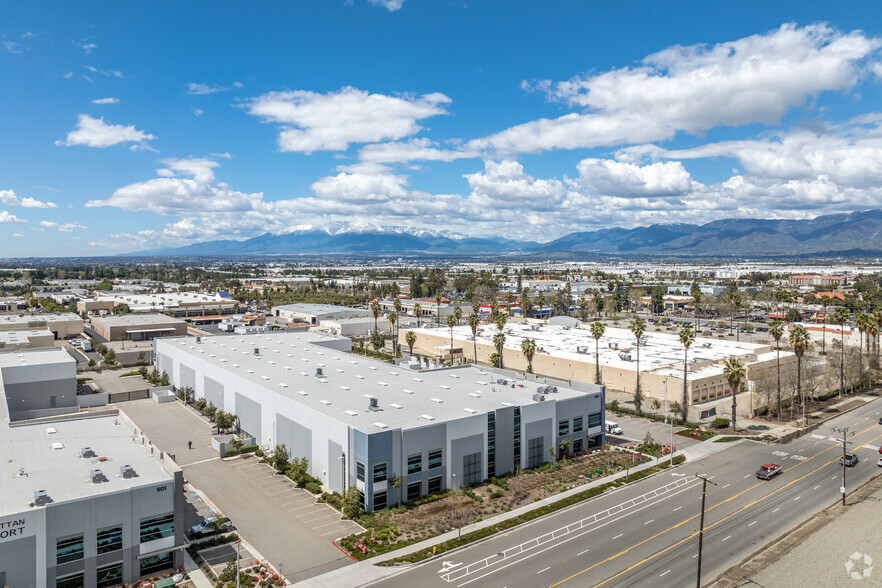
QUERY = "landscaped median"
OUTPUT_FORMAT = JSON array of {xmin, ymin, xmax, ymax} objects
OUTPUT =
[{"xmin": 336, "ymin": 455, "xmax": 686, "ymax": 566}]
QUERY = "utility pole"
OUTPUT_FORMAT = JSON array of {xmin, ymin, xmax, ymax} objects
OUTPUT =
[
  {"xmin": 695, "ymin": 474, "xmax": 717, "ymax": 588},
  {"xmin": 832, "ymin": 426, "xmax": 853, "ymax": 507}
]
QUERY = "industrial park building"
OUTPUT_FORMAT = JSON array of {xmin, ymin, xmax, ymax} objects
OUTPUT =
[
  {"xmin": 0, "ymin": 329, "xmax": 56, "ymax": 352},
  {"xmin": 403, "ymin": 322, "xmax": 797, "ymax": 411},
  {"xmin": 271, "ymin": 303, "xmax": 373, "ymax": 325},
  {"xmin": 0, "ymin": 348, "xmax": 183, "ymax": 587},
  {"xmin": 77, "ymin": 292, "xmax": 238, "ymax": 318},
  {"xmin": 0, "ymin": 312, "xmax": 84, "ymax": 340},
  {"xmin": 90, "ymin": 313, "xmax": 188, "ymax": 342},
  {"xmin": 155, "ymin": 332, "xmax": 605, "ymax": 511}
]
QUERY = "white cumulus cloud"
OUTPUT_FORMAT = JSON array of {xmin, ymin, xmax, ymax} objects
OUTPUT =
[
  {"xmin": 40, "ymin": 221, "xmax": 87, "ymax": 232},
  {"xmin": 246, "ymin": 87, "xmax": 451, "ymax": 153},
  {"xmin": 186, "ymin": 83, "xmax": 228, "ymax": 95},
  {"xmin": 0, "ymin": 211, "xmax": 26, "ymax": 223},
  {"xmin": 0, "ymin": 189, "xmax": 57, "ymax": 208},
  {"xmin": 369, "ymin": 0, "xmax": 405, "ymax": 11},
  {"xmin": 92, "ymin": 97, "xmax": 119, "ymax": 104},
  {"xmin": 56, "ymin": 114, "xmax": 156, "ymax": 148},
  {"xmin": 575, "ymin": 158, "xmax": 695, "ymax": 197}
]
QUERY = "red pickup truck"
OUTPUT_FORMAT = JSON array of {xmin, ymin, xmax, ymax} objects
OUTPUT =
[{"xmin": 756, "ymin": 464, "xmax": 782, "ymax": 480}]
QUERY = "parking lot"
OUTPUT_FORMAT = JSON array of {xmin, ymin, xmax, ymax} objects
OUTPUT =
[
  {"xmin": 119, "ymin": 398, "xmax": 363, "ymax": 583},
  {"xmin": 605, "ymin": 413, "xmax": 701, "ymax": 453}
]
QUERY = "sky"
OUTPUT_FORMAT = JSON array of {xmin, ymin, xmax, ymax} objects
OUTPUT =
[{"xmin": 2, "ymin": 1, "xmax": 882, "ymax": 256}]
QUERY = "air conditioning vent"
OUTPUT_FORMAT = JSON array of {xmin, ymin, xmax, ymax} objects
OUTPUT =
[
  {"xmin": 119, "ymin": 464, "xmax": 136, "ymax": 478},
  {"xmin": 79, "ymin": 447, "xmax": 96, "ymax": 459},
  {"xmin": 33, "ymin": 490, "xmax": 51, "ymax": 507}
]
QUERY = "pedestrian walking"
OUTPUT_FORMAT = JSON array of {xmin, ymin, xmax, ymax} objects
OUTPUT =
[{"xmin": 188, "ymin": 440, "xmax": 192, "ymax": 450}]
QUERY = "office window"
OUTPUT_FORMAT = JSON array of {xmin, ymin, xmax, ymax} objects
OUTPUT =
[
  {"xmin": 56, "ymin": 535, "xmax": 84, "ymax": 564},
  {"xmin": 462, "ymin": 452, "xmax": 481, "ymax": 486},
  {"xmin": 487, "ymin": 413, "xmax": 496, "ymax": 479},
  {"xmin": 528, "ymin": 437, "xmax": 544, "ymax": 469},
  {"xmin": 97, "ymin": 526, "xmax": 122, "ymax": 554},
  {"xmin": 356, "ymin": 461, "xmax": 365, "ymax": 483},
  {"xmin": 514, "ymin": 407, "xmax": 521, "ymax": 470},
  {"xmin": 407, "ymin": 481, "xmax": 422, "ymax": 501},
  {"xmin": 558, "ymin": 419, "xmax": 569, "ymax": 437},
  {"xmin": 56, "ymin": 573, "xmax": 84, "ymax": 588},
  {"xmin": 139, "ymin": 514, "xmax": 174, "ymax": 544},
  {"xmin": 428, "ymin": 476, "xmax": 442, "ymax": 494},
  {"xmin": 573, "ymin": 438, "xmax": 583, "ymax": 453},
  {"xmin": 373, "ymin": 462, "xmax": 387, "ymax": 483},
  {"xmin": 358, "ymin": 490, "xmax": 365, "ymax": 509},
  {"xmin": 573, "ymin": 417, "xmax": 583, "ymax": 433},
  {"xmin": 587, "ymin": 412, "xmax": 602, "ymax": 428},
  {"xmin": 428, "ymin": 449, "xmax": 442, "ymax": 469},
  {"xmin": 374, "ymin": 490, "xmax": 387, "ymax": 510},
  {"xmin": 97, "ymin": 563, "xmax": 123, "ymax": 588},
  {"xmin": 407, "ymin": 454, "xmax": 422, "ymax": 475},
  {"xmin": 140, "ymin": 552, "xmax": 173, "ymax": 575}
]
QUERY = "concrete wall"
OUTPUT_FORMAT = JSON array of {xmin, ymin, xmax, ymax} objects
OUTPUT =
[{"xmin": 1, "ymin": 356, "xmax": 77, "ymax": 412}]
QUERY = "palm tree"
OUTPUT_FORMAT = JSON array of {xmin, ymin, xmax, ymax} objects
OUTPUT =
[
  {"xmin": 855, "ymin": 312, "xmax": 868, "ymax": 379},
  {"xmin": 730, "ymin": 292, "xmax": 742, "ymax": 341},
  {"xmin": 387, "ymin": 312, "xmax": 397, "ymax": 357},
  {"xmin": 769, "ymin": 320, "xmax": 784, "ymax": 420},
  {"xmin": 593, "ymin": 291, "xmax": 604, "ymax": 319},
  {"xmin": 413, "ymin": 302, "xmax": 421, "ymax": 327},
  {"xmin": 679, "ymin": 326, "xmax": 695, "ymax": 424},
  {"xmin": 536, "ymin": 292, "xmax": 546, "ymax": 320},
  {"xmin": 722, "ymin": 356, "xmax": 746, "ymax": 433},
  {"xmin": 789, "ymin": 325, "xmax": 811, "ymax": 425},
  {"xmin": 629, "ymin": 318, "xmax": 646, "ymax": 415},
  {"xmin": 494, "ymin": 313, "xmax": 507, "ymax": 368},
  {"xmin": 435, "ymin": 292, "xmax": 443, "ymax": 327},
  {"xmin": 690, "ymin": 281, "xmax": 702, "ymax": 331},
  {"xmin": 445, "ymin": 314, "xmax": 457, "ymax": 363},
  {"xmin": 874, "ymin": 311, "xmax": 882, "ymax": 369},
  {"xmin": 467, "ymin": 313, "xmax": 480, "ymax": 364},
  {"xmin": 505, "ymin": 292, "xmax": 515, "ymax": 318},
  {"xmin": 819, "ymin": 295, "xmax": 828, "ymax": 355},
  {"xmin": 492, "ymin": 332, "xmax": 506, "ymax": 369},
  {"xmin": 521, "ymin": 338, "xmax": 536, "ymax": 374},
  {"xmin": 590, "ymin": 321, "xmax": 605, "ymax": 385},
  {"xmin": 370, "ymin": 300, "xmax": 380, "ymax": 333},
  {"xmin": 471, "ymin": 299, "xmax": 480, "ymax": 316},
  {"xmin": 868, "ymin": 320, "xmax": 879, "ymax": 372},
  {"xmin": 454, "ymin": 306, "xmax": 463, "ymax": 326},
  {"xmin": 405, "ymin": 330, "xmax": 417, "ymax": 356},
  {"xmin": 833, "ymin": 307, "xmax": 849, "ymax": 398},
  {"xmin": 579, "ymin": 297, "xmax": 590, "ymax": 320}
]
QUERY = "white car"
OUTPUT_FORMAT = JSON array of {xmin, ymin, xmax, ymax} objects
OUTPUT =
[
  {"xmin": 189, "ymin": 516, "xmax": 232, "ymax": 538},
  {"xmin": 877, "ymin": 456, "xmax": 882, "ymax": 467}
]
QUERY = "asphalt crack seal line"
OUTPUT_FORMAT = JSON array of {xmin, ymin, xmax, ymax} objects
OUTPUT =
[{"xmin": 546, "ymin": 425, "xmax": 882, "ymax": 588}]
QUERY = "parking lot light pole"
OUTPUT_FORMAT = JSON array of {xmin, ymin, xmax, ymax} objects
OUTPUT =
[
  {"xmin": 695, "ymin": 474, "xmax": 717, "ymax": 588},
  {"xmin": 832, "ymin": 426, "xmax": 852, "ymax": 507},
  {"xmin": 235, "ymin": 538, "xmax": 242, "ymax": 588}
]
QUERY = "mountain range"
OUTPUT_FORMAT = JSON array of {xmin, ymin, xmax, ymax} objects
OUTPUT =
[{"xmin": 128, "ymin": 210, "xmax": 882, "ymax": 258}]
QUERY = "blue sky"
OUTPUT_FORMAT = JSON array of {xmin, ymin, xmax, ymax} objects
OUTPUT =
[{"xmin": 2, "ymin": 1, "xmax": 882, "ymax": 255}]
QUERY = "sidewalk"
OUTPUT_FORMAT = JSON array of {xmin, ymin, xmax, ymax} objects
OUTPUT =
[{"xmin": 295, "ymin": 444, "xmax": 717, "ymax": 588}]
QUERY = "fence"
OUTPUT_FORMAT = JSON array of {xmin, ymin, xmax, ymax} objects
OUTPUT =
[{"xmin": 108, "ymin": 389, "xmax": 149, "ymax": 403}]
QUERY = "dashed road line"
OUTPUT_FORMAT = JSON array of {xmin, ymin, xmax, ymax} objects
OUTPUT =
[
  {"xmin": 748, "ymin": 521, "xmax": 757, "ymax": 527},
  {"xmin": 578, "ymin": 548, "xmax": 591, "ymax": 556},
  {"xmin": 613, "ymin": 534, "xmax": 624, "ymax": 540},
  {"xmin": 722, "ymin": 484, "xmax": 730, "ymax": 489},
  {"xmin": 644, "ymin": 519, "xmax": 654, "ymax": 525},
  {"xmin": 537, "ymin": 567, "xmax": 550, "ymax": 574},
  {"xmin": 772, "ymin": 508, "xmax": 780, "ymax": 513},
  {"xmin": 660, "ymin": 570, "xmax": 671, "ymax": 577},
  {"xmin": 673, "ymin": 507, "xmax": 682, "ymax": 512},
  {"xmin": 722, "ymin": 535, "xmax": 731, "ymax": 542}
]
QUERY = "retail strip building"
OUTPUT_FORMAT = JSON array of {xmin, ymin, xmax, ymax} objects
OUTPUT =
[{"xmin": 155, "ymin": 332, "xmax": 605, "ymax": 511}]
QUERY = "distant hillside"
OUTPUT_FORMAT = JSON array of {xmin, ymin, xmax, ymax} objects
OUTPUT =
[{"xmin": 126, "ymin": 210, "xmax": 882, "ymax": 257}]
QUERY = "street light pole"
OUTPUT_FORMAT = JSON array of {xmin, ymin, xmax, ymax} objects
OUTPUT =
[
  {"xmin": 832, "ymin": 426, "xmax": 852, "ymax": 507},
  {"xmin": 695, "ymin": 474, "xmax": 717, "ymax": 588},
  {"xmin": 235, "ymin": 539, "xmax": 241, "ymax": 588}
]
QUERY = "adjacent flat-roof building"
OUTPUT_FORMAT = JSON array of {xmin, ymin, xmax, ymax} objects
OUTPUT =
[
  {"xmin": 90, "ymin": 314, "xmax": 188, "ymax": 342},
  {"xmin": 0, "ymin": 349, "xmax": 183, "ymax": 587},
  {"xmin": 271, "ymin": 303, "xmax": 372, "ymax": 325},
  {"xmin": 318, "ymin": 317, "xmax": 390, "ymax": 337},
  {"xmin": 0, "ymin": 297, "xmax": 27, "ymax": 313},
  {"xmin": 403, "ymin": 322, "xmax": 796, "ymax": 409},
  {"xmin": 77, "ymin": 292, "xmax": 238, "ymax": 318},
  {"xmin": 377, "ymin": 298, "xmax": 457, "ymax": 322},
  {"xmin": 155, "ymin": 332, "xmax": 605, "ymax": 511},
  {"xmin": 0, "ymin": 313, "xmax": 84, "ymax": 340},
  {"xmin": 0, "ymin": 329, "xmax": 55, "ymax": 352}
]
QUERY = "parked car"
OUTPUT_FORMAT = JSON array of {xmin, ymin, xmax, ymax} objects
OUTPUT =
[
  {"xmin": 756, "ymin": 463, "xmax": 782, "ymax": 480},
  {"xmin": 605, "ymin": 421, "xmax": 623, "ymax": 435},
  {"xmin": 189, "ymin": 516, "xmax": 232, "ymax": 538},
  {"xmin": 841, "ymin": 453, "xmax": 859, "ymax": 467},
  {"xmin": 877, "ymin": 456, "xmax": 882, "ymax": 467}
]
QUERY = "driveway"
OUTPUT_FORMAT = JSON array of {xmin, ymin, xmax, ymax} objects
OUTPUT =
[
  {"xmin": 605, "ymin": 413, "xmax": 701, "ymax": 453},
  {"xmin": 119, "ymin": 399, "xmax": 362, "ymax": 583}
]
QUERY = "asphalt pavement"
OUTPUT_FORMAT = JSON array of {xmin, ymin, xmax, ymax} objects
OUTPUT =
[{"xmin": 367, "ymin": 398, "xmax": 882, "ymax": 588}]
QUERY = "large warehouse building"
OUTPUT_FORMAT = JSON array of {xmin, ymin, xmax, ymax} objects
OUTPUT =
[
  {"xmin": 0, "ymin": 313, "xmax": 84, "ymax": 340},
  {"xmin": 155, "ymin": 332, "xmax": 605, "ymax": 511},
  {"xmin": 90, "ymin": 314, "xmax": 188, "ymax": 342},
  {"xmin": 403, "ymin": 322, "xmax": 796, "ymax": 409},
  {"xmin": 271, "ymin": 303, "xmax": 373, "ymax": 325},
  {"xmin": 0, "ymin": 348, "xmax": 184, "ymax": 587}
]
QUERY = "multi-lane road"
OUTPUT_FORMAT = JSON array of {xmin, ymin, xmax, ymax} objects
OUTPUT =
[{"xmin": 370, "ymin": 398, "xmax": 882, "ymax": 588}]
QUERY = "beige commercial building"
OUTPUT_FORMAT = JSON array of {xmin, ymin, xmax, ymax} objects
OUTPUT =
[
  {"xmin": 0, "ymin": 329, "xmax": 55, "ymax": 351},
  {"xmin": 90, "ymin": 313, "xmax": 188, "ymax": 342},
  {"xmin": 0, "ymin": 312, "xmax": 84, "ymax": 339},
  {"xmin": 401, "ymin": 322, "xmax": 797, "ymax": 409},
  {"xmin": 77, "ymin": 291, "xmax": 238, "ymax": 318}
]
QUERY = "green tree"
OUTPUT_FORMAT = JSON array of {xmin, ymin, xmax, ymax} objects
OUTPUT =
[
  {"xmin": 104, "ymin": 348, "xmax": 116, "ymax": 365},
  {"xmin": 590, "ymin": 321, "xmax": 605, "ymax": 385},
  {"xmin": 215, "ymin": 410, "xmax": 237, "ymax": 433},
  {"xmin": 370, "ymin": 332, "xmax": 386, "ymax": 354},
  {"xmin": 389, "ymin": 474, "xmax": 402, "ymax": 508},
  {"xmin": 690, "ymin": 281, "xmax": 702, "ymax": 330},
  {"xmin": 521, "ymin": 338, "xmax": 536, "ymax": 374},
  {"xmin": 413, "ymin": 302, "xmax": 421, "ymax": 327},
  {"xmin": 287, "ymin": 456, "xmax": 310, "ymax": 486},
  {"xmin": 445, "ymin": 314, "xmax": 457, "ymax": 363},
  {"xmin": 494, "ymin": 313, "xmax": 507, "ymax": 369},
  {"xmin": 629, "ymin": 318, "xmax": 647, "ymax": 415},
  {"xmin": 272, "ymin": 443, "xmax": 290, "ymax": 472},
  {"xmin": 679, "ymin": 326, "xmax": 695, "ymax": 425},
  {"xmin": 769, "ymin": 320, "xmax": 784, "ymax": 419},
  {"xmin": 468, "ymin": 313, "xmax": 480, "ymax": 364},
  {"xmin": 722, "ymin": 356, "xmax": 746, "ymax": 432},
  {"xmin": 370, "ymin": 300, "xmax": 381, "ymax": 333},
  {"xmin": 158, "ymin": 370, "xmax": 169, "ymax": 386},
  {"xmin": 230, "ymin": 437, "xmax": 244, "ymax": 455},
  {"xmin": 789, "ymin": 325, "xmax": 811, "ymax": 423},
  {"xmin": 112, "ymin": 303, "xmax": 131, "ymax": 315},
  {"xmin": 342, "ymin": 485, "xmax": 364, "ymax": 519},
  {"xmin": 593, "ymin": 291, "xmax": 604, "ymax": 318},
  {"xmin": 405, "ymin": 330, "xmax": 417, "ymax": 356},
  {"xmin": 387, "ymin": 311, "xmax": 398, "ymax": 357}
]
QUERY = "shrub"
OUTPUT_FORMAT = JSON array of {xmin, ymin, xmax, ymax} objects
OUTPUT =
[
  {"xmin": 254, "ymin": 448, "xmax": 265, "ymax": 457},
  {"xmin": 305, "ymin": 481, "xmax": 322, "ymax": 494},
  {"xmin": 489, "ymin": 489, "xmax": 504, "ymax": 499},
  {"xmin": 239, "ymin": 444, "xmax": 259, "ymax": 454},
  {"xmin": 224, "ymin": 450, "xmax": 237, "ymax": 457},
  {"xmin": 713, "ymin": 417, "xmax": 730, "ymax": 429}
]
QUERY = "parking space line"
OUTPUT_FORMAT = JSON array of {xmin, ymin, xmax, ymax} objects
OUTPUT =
[
  {"xmin": 303, "ymin": 512, "xmax": 339, "ymax": 524},
  {"xmin": 312, "ymin": 519, "xmax": 343, "ymax": 530}
]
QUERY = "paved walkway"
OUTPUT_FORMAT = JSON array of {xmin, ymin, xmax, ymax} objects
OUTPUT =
[{"xmin": 294, "ymin": 439, "xmax": 739, "ymax": 588}]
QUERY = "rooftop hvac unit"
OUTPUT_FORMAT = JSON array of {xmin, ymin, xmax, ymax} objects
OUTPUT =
[
  {"xmin": 33, "ymin": 490, "xmax": 51, "ymax": 506},
  {"xmin": 576, "ymin": 346, "xmax": 589, "ymax": 354},
  {"xmin": 90, "ymin": 469, "xmax": 106, "ymax": 484},
  {"xmin": 549, "ymin": 386, "xmax": 558, "ymax": 393},
  {"xmin": 79, "ymin": 447, "xmax": 96, "ymax": 459},
  {"xmin": 119, "ymin": 464, "xmax": 136, "ymax": 479},
  {"xmin": 368, "ymin": 397, "xmax": 380, "ymax": 412},
  {"xmin": 254, "ymin": 347, "xmax": 261, "ymax": 356},
  {"xmin": 609, "ymin": 342, "xmax": 619, "ymax": 350},
  {"xmin": 497, "ymin": 378, "xmax": 508, "ymax": 385},
  {"xmin": 196, "ymin": 336, "xmax": 202, "ymax": 343},
  {"xmin": 618, "ymin": 352, "xmax": 632, "ymax": 361},
  {"xmin": 702, "ymin": 342, "xmax": 711, "ymax": 348},
  {"xmin": 316, "ymin": 367, "xmax": 324, "ymax": 377},
  {"xmin": 536, "ymin": 385, "xmax": 547, "ymax": 394},
  {"xmin": 532, "ymin": 393, "xmax": 546, "ymax": 402}
]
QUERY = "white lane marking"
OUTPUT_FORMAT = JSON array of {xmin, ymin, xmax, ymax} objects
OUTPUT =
[
  {"xmin": 832, "ymin": 476, "xmax": 837, "ymax": 479},
  {"xmin": 693, "ymin": 553, "xmax": 699, "ymax": 559},
  {"xmin": 748, "ymin": 521, "xmax": 757, "ymax": 527},
  {"xmin": 645, "ymin": 519, "xmax": 655, "ymax": 525},
  {"xmin": 537, "ymin": 567, "xmax": 550, "ymax": 574},
  {"xmin": 722, "ymin": 535, "xmax": 731, "ymax": 542},
  {"xmin": 814, "ymin": 442, "xmax": 820, "ymax": 445},
  {"xmin": 743, "ymin": 474, "xmax": 751, "ymax": 478},
  {"xmin": 794, "ymin": 496, "xmax": 801, "ymax": 501},
  {"xmin": 813, "ymin": 485, "xmax": 820, "ymax": 490},
  {"xmin": 772, "ymin": 508, "xmax": 780, "ymax": 513},
  {"xmin": 673, "ymin": 506, "xmax": 682, "ymax": 512},
  {"xmin": 613, "ymin": 533, "xmax": 624, "ymax": 539},
  {"xmin": 722, "ymin": 484, "xmax": 730, "ymax": 489},
  {"xmin": 660, "ymin": 570, "xmax": 671, "ymax": 577},
  {"xmin": 577, "ymin": 548, "xmax": 591, "ymax": 556}
]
